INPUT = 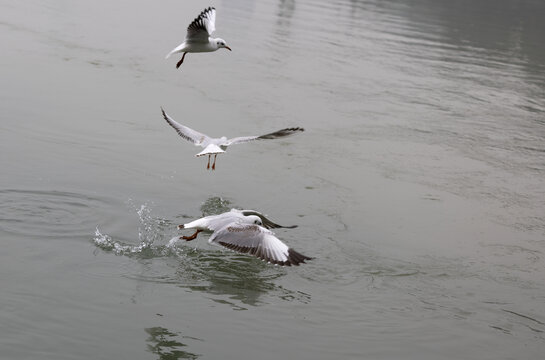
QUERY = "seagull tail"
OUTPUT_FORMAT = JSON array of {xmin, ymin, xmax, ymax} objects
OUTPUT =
[{"xmin": 165, "ymin": 43, "xmax": 186, "ymax": 59}]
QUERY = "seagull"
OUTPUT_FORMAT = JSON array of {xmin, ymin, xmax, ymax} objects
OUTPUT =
[
  {"xmin": 165, "ymin": 7, "xmax": 231, "ymax": 68},
  {"xmin": 161, "ymin": 108, "xmax": 304, "ymax": 170},
  {"xmin": 178, "ymin": 208, "xmax": 298, "ymax": 239},
  {"xmin": 178, "ymin": 209, "xmax": 312, "ymax": 266}
]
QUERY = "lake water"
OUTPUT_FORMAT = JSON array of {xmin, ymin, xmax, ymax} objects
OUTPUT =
[{"xmin": 1, "ymin": 0, "xmax": 544, "ymax": 359}]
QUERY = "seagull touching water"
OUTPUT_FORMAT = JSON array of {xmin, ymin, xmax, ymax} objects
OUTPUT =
[
  {"xmin": 178, "ymin": 209, "xmax": 312, "ymax": 266},
  {"xmin": 165, "ymin": 7, "xmax": 231, "ymax": 68},
  {"xmin": 161, "ymin": 108, "xmax": 304, "ymax": 170}
]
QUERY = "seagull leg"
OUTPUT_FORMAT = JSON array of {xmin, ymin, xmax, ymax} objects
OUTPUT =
[
  {"xmin": 176, "ymin": 52, "xmax": 187, "ymax": 69},
  {"xmin": 207, "ymin": 155, "xmax": 211, "ymax": 170},
  {"xmin": 181, "ymin": 229, "xmax": 202, "ymax": 241},
  {"xmin": 212, "ymin": 154, "xmax": 217, "ymax": 170}
]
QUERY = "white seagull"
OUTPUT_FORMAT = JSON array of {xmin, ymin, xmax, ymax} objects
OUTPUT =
[
  {"xmin": 161, "ymin": 108, "xmax": 304, "ymax": 170},
  {"xmin": 165, "ymin": 7, "xmax": 231, "ymax": 68},
  {"xmin": 178, "ymin": 209, "xmax": 312, "ymax": 266}
]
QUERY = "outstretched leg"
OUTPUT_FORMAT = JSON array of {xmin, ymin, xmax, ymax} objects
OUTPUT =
[
  {"xmin": 181, "ymin": 229, "xmax": 202, "ymax": 241},
  {"xmin": 176, "ymin": 52, "xmax": 188, "ymax": 68},
  {"xmin": 212, "ymin": 154, "xmax": 217, "ymax": 170},
  {"xmin": 207, "ymin": 155, "xmax": 211, "ymax": 170}
]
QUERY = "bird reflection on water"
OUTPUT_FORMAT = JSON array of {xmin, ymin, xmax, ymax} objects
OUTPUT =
[
  {"xmin": 174, "ymin": 249, "xmax": 310, "ymax": 309},
  {"xmin": 145, "ymin": 326, "xmax": 201, "ymax": 360}
]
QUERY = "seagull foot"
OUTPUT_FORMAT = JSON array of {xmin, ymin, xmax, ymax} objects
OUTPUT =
[
  {"xmin": 181, "ymin": 229, "xmax": 202, "ymax": 241},
  {"xmin": 176, "ymin": 52, "xmax": 187, "ymax": 69}
]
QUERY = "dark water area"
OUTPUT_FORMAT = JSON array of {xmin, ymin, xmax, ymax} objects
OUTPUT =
[{"xmin": 1, "ymin": 0, "xmax": 544, "ymax": 359}]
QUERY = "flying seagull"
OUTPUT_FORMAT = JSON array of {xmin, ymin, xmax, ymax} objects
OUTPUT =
[
  {"xmin": 165, "ymin": 7, "xmax": 231, "ymax": 68},
  {"xmin": 178, "ymin": 208, "xmax": 298, "ymax": 239},
  {"xmin": 161, "ymin": 108, "xmax": 304, "ymax": 170},
  {"xmin": 178, "ymin": 209, "xmax": 311, "ymax": 266}
]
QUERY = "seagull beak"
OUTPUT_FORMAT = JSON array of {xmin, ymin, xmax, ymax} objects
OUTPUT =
[{"xmin": 225, "ymin": 46, "xmax": 232, "ymax": 51}]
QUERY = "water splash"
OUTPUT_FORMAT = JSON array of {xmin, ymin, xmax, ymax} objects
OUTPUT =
[
  {"xmin": 135, "ymin": 203, "xmax": 164, "ymax": 246},
  {"xmin": 93, "ymin": 200, "xmax": 237, "ymax": 258},
  {"xmin": 93, "ymin": 202, "xmax": 178, "ymax": 258},
  {"xmin": 94, "ymin": 227, "xmax": 154, "ymax": 256}
]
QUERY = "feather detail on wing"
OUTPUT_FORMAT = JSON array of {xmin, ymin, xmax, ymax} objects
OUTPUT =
[
  {"xmin": 161, "ymin": 108, "xmax": 209, "ymax": 146},
  {"xmin": 226, "ymin": 127, "xmax": 304, "ymax": 146},
  {"xmin": 185, "ymin": 7, "xmax": 216, "ymax": 42},
  {"xmin": 209, "ymin": 224, "xmax": 311, "ymax": 266}
]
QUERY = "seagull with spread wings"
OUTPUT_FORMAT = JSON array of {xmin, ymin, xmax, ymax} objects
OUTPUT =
[
  {"xmin": 166, "ymin": 7, "xmax": 231, "ymax": 68},
  {"xmin": 161, "ymin": 108, "xmax": 304, "ymax": 170},
  {"xmin": 177, "ymin": 209, "xmax": 312, "ymax": 266}
]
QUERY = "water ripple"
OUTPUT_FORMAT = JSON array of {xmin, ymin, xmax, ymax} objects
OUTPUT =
[{"xmin": 0, "ymin": 189, "xmax": 117, "ymax": 239}]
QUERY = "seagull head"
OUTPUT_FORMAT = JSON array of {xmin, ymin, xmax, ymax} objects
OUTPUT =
[
  {"xmin": 215, "ymin": 38, "xmax": 232, "ymax": 51},
  {"xmin": 244, "ymin": 215, "xmax": 263, "ymax": 226}
]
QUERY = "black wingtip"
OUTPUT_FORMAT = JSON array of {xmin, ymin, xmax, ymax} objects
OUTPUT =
[
  {"xmin": 264, "ymin": 222, "xmax": 298, "ymax": 229},
  {"xmin": 286, "ymin": 248, "xmax": 313, "ymax": 266},
  {"xmin": 199, "ymin": 7, "xmax": 215, "ymax": 17},
  {"xmin": 283, "ymin": 127, "xmax": 304, "ymax": 133},
  {"xmin": 217, "ymin": 241, "xmax": 312, "ymax": 267},
  {"xmin": 257, "ymin": 127, "xmax": 305, "ymax": 140}
]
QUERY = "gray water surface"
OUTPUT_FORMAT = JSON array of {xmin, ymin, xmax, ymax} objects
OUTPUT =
[{"xmin": 1, "ymin": 0, "xmax": 544, "ymax": 359}]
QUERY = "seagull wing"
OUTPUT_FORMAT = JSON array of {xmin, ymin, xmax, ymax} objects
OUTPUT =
[
  {"xmin": 209, "ymin": 223, "xmax": 311, "ymax": 266},
  {"xmin": 185, "ymin": 7, "xmax": 216, "ymax": 42},
  {"xmin": 223, "ymin": 135, "xmax": 259, "ymax": 146},
  {"xmin": 225, "ymin": 127, "xmax": 304, "ymax": 146},
  {"xmin": 182, "ymin": 212, "xmax": 237, "ymax": 232},
  {"xmin": 241, "ymin": 210, "xmax": 298, "ymax": 229},
  {"xmin": 161, "ymin": 108, "xmax": 210, "ymax": 146}
]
